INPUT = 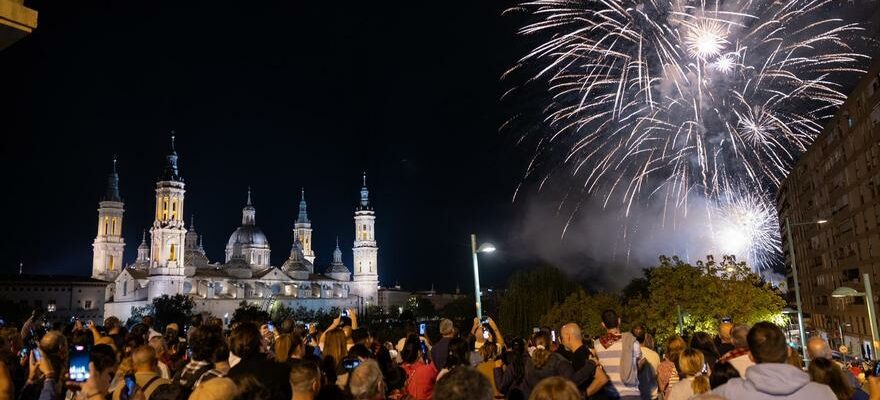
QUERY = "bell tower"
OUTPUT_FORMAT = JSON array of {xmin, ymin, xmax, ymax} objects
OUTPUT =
[
  {"xmin": 92, "ymin": 156, "xmax": 125, "ymax": 280},
  {"xmin": 149, "ymin": 133, "xmax": 187, "ymax": 274},
  {"xmin": 352, "ymin": 173, "xmax": 378, "ymax": 304},
  {"xmin": 294, "ymin": 188, "xmax": 315, "ymax": 263}
]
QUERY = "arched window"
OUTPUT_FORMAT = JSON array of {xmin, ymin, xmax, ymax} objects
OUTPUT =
[
  {"xmin": 111, "ymin": 218, "xmax": 117, "ymax": 236},
  {"xmin": 104, "ymin": 217, "xmax": 110, "ymax": 235},
  {"xmin": 109, "ymin": 255, "xmax": 115, "ymax": 271},
  {"xmin": 169, "ymin": 243, "xmax": 177, "ymax": 261},
  {"xmin": 123, "ymin": 281, "xmax": 128, "ymax": 296}
]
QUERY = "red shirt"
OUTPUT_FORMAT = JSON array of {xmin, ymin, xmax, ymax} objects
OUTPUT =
[{"xmin": 402, "ymin": 361, "xmax": 438, "ymax": 400}]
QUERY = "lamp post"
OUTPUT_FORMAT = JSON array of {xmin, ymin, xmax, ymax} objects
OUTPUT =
[
  {"xmin": 470, "ymin": 234, "xmax": 496, "ymax": 319},
  {"xmin": 832, "ymin": 274, "xmax": 879, "ymax": 361},
  {"xmin": 785, "ymin": 217, "xmax": 828, "ymax": 364}
]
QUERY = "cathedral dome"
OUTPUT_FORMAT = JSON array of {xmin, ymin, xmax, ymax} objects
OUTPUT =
[{"xmin": 226, "ymin": 225, "xmax": 269, "ymax": 248}]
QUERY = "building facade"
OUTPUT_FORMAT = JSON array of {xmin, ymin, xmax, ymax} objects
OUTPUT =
[
  {"xmin": 101, "ymin": 136, "xmax": 380, "ymax": 321},
  {"xmin": 778, "ymin": 59, "xmax": 880, "ymax": 359},
  {"xmin": 0, "ymin": 274, "xmax": 108, "ymax": 323}
]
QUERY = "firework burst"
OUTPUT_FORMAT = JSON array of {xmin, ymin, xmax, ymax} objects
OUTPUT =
[
  {"xmin": 507, "ymin": 0, "xmax": 867, "ymax": 266},
  {"xmin": 711, "ymin": 188, "xmax": 781, "ymax": 269}
]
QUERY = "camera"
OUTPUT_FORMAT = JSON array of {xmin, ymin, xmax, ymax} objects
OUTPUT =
[{"xmin": 342, "ymin": 357, "xmax": 361, "ymax": 372}]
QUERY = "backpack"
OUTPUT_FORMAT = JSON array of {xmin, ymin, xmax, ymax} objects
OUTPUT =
[
  {"xmin": 171, "ymin": 363, "xmax": 214, "ymax": 399},
  {"xmin": 119, "ymin": 376, "xmax": 160, "ymax": 400}
]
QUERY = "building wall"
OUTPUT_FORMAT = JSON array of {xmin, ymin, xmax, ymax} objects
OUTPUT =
[
  {"xmin": 0, "ymin": 278, "xmax": 108, "ymax": 322},
  {"xmin": 778, "ymin": 59, "xmax": 880, "ymax": 358}
]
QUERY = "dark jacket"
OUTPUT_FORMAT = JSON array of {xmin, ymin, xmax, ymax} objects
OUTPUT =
[
  {"xmin": 524, "ymin": 352, "xmax": 574, "ymax": 396},
  {"xmin": 227, "ymin": 356, "xmax": 291, "ymax": 400}
]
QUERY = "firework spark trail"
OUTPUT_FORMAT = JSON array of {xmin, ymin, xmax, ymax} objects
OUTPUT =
[{"xmin": 508, "ymin": 0, "xmax": 867, "ymax": 268}]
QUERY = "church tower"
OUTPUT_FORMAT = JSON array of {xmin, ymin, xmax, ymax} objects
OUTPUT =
[
  {"xmin": 92, "ymin": 157, "xmax": 125, "ymax": 280},
  {"xmin": 352, "ymin": 173, "xmax": 379, "ymax": 305},
  {"xmin": 294, "ymin": 188, "xmax": 315, "ymax": 263},
  {"xmin": 149, "ymin": 134, "xmax": 187, "ymax": 275}
]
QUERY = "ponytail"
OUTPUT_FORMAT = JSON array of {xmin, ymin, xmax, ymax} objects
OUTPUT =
[
  {"xmin": 531, "ymin": 331, "xmax": 553, "ymax": 369},
  {"xmin": 692, "ymin": 375, "xmax": 710, "ymax": 395}
]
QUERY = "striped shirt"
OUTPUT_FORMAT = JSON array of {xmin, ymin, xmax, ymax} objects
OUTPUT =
[{"xmin": 595, "ymin": 336, "xmax": 642, "ymax": 398}]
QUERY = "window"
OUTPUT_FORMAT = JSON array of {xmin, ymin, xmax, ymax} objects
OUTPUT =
[
  {"xmin": 111, "ymin": 218, "xmax": 117, "ymax": 235},
  {"xmin": 47, "ymin": 300, "xmax": 56, "ymax": 312},
  {"xmin": 84, "ymin": 300, "xmax": 92, "ymax": 309},
  {"xmin": 123, "ymin": 281, "xmax": 128, "ymax": 296}
]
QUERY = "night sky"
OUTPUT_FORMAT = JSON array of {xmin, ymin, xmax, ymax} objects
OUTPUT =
[{"xmin": 0, "ymin": 0, "xmax": 546, "ymax": 291}]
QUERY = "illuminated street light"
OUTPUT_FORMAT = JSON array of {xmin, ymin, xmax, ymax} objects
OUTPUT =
[{"xmin": 471, "ymin": 234, "xmax": 496, "ymax": 319}]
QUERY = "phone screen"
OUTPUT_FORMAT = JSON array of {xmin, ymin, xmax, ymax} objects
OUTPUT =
[
  {"xmin": 343, "ymin": 358, "xmax": 360, "ymax": 372},
  {"xmin": 342, "ymin": 309, "xmax": 349, "ymax": 317},
  {"xmin": 419, "ymin": 323, "xmax": 426, "ymax": 336},
  {"xmin": 267, "ymin": 323, "xmax": 274, "ymax": 333},
  {"xmin": 124, "ymin": 375, "xmax": 137, "ymax": 397},
  {"xmin": 33, "ymin": 348, "xmax": 41, "ymax": 361},
  {"xmin": 551, "ymin": 330, "xmax": 557, "ymax": 342},
  {"xmin": 482, "ymin": 327, "xmax": 490, "ymax": 340},
  {"xmin": 69, "ymin": 345, "xmax": 90, "ymax": 382}
]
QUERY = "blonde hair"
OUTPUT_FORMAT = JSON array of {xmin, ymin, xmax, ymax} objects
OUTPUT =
[
  {"xmin": 190, "ymin": 377, "xmax": 238, "ymax": 400},
  {"xmin": 323, "ymin": 328, "xmax": 348, "ymax": 368},
  {"xmin": 678, "ymin": 348, "xmax": 709, "ymax": 395},
  {"xmin": 274, "ymin": 334, "xmax": 292, "ymax": 362},
  {"xmin": 531, "ymin": 331, "xmax": 553, "ymax": 369},
  {"xmin": 479, "ymin": 341, "xmax": 498, "ymax": 362},
  {"xmin": 528, "ymin": 376, "xmax": 581, "ymax": 400}
]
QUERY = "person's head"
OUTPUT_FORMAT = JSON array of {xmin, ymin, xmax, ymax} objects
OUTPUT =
[
  {"xmin": 531, "ymin": 331, "xmax": 556, "ymax": 369},
  {"xmin": 132, "ymin": 345, "xmax": 159, "ymax": 373},
  {"xmin": 747, "ymin": 322, "xmax": 788, "ymax": 364},
  {"xmin": 560, "ymin": 323, "xmax": 583, "ymax": 351},
  {"xmin": 446, "ymin": 338, "xmax": 470, "ymax": 368},
  {"xmin": 142, "ymin": 316, "xmax": 154, "ymax": 328},
  {"xmin": 528, "ymin": 376, "xmax": 581, "ymax": 400},
  {"xmin": 189, "ymin": 314, "xmax": 204, "ymax": 330},
  {"xmin": 808, "ymin": 357, "xmax": 853, "ymax": 400},
  {"xmin": 631, "ymin": 324, "xmax": 646, "ymax": 342},
  {"xmin": 348, "ymin": 343, "xmax": 372, "ymax": 361},
  {"xmin": 678, "ymin": 348, "xmax": 710, "ymax": 395},
  {"xmin": 104, "ymin": 316, "xmax": 121, "ymax": 333},
  {"xmin": 401, "ymin": 334, "xmax": 423, "ymax": 364},
  {"xmin": 730, "ymin": 325, "xmax": 749, "ymax": 349},
  {"xmin": 290, "ymin": 360, "xmax": 321, "ymax": 398},
  {"xmin": 90, "ymin": 343, "xmax": 118, "ymax": 380},
  {"xmin": 786, "ymin": 347, "xmax": 804, "ymax": 369},
  {"xmin": 213, "ymin": 339, "xmax": 230, "ymax": 364},
  {"xmin": 718, "ymin": 322, "xmax": 734, "ymax": 344},
  {"xmin": 664, "ymin": 335, "xmax": 687, "ymax": 363},
  {"xmin": 351, "ymin": 328, "xmax": 372, "ymax": 346},
  {"xmin": 273, "ymin": 334, "xmax": 292, "ymax": 362},
  {"xmin": 189, "ymin": 325, "xmax": 220, "ymax": 362},
  {"xmin": 289, "ymin": 334, "xmax": 305, "ymax": 359},
  {"xmin": 690, "ymin": 332, "xmax": 719, "ymax": 358},
  {"xmin": 807, "ymin": 336, "xmax": 833, "ymax": 360},
  {"xmin": 190, "ymin": 377, "xmax": 238, "ymax": 400},
  {"xmin": 479, "ymin": 341, "xmax": 498, "ymax": 362},
  {"xmin": 601, "ymin": 309, "xmax": 619, "ymax": 330},
  {"xmin": 708, "ymin": 361, "xmax": 740, "ymax": 389},
  {"xmin": 440, "ymin": 319, "xmax": 455, "ymax": 337},
  {"xmin": 148, "ymin": 336, "xmax": 168, "ymax": 358},
  {"xmin": 348, "ymin": 359, "xmax": 384, "ymax": 400},
  {"xmin": 39, "ymin": 330, "xmax": 68, "ymax": 371},
  {"xmin": 323, "ymin": 328, "xmax": 348, "ymax": 368},
  {"xmin": 230, "ymin": 322, "xmax": 262, "ymax": 359},
  {"xmin": 434, "ymin": 367, "xmax": 492, "ymax": 400},
  {"xmin": 280, "ymin": 319, "xmax": 295, "ymax": 335}
]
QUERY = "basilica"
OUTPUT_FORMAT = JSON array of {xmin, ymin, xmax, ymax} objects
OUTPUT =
[{"xmin": 97, "ymin": 137, "xmax": 379, "ymax": 321}]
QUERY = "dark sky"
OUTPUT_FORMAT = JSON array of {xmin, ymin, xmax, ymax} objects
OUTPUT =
[{"xmin": 0, "ymin": 0, "xmax": 541, "ymax": 291}]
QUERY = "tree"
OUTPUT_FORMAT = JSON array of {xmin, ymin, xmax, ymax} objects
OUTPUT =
[
  {"xmin": 405, "ymin": 297, "xmax": 436, "ymax": 319},
  {"xmin": 540, "ymin": 290, "xmax": 621, "ymax": 338},
  {"xmin": 441, "ymin": 296, "xmax": 476, "ymax": 325},
  {"xmin": 626, "ymin": 255, "xmax": 785, "ymax": 343},
  {"xmin": 232, "ymin": 301, "xmax": 270, "ymax": 325},
  {"xmin": 128, "ymin": 294, "xmax": 195, "ymax": 329},
  {"xmin": 498, "ymin": 265, "xmax": 580, "ymax": 338}
]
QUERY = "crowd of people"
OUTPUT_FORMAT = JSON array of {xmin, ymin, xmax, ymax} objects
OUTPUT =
[{"xmin": 1, "ymin": 308, "xmax": 880, "ymax": 400}]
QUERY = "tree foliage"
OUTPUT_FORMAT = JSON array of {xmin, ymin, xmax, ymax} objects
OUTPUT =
[
  {"xmin": 627, "ymin": 255, "xmax": 785, "ymax": 343},
  {"xmin": 129, "ymin": 294, "xmax": 195, "ymax": 329},
  {"xmin": 540, "ymin": 290, "xmax": 621, "ymax": 338},
  {"xmin": 232, "ymin": 301, "xmax": 270, "ymax": 325},
  {"xmin": 405, "ymin": 297, "xmax": 436, "ymax": 319},
  {"xmin": 499, "ymin": 265, "xmax": 580, "ymax": 338}
]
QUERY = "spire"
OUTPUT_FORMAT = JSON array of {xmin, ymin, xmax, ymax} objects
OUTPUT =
[
  {"xmin": 140, "ymin": 230, "xmax": 147, "ymax": 245},
  {"xmin": 189, "ymin": 213, "xmax": 196, "ymax": 231},
  {"xmin": 297, "ymin": 188, "xmax": 309, "ymax": 224},
  {"xmin": 332, "ymin": 236, "xmax": 343, "ymax": 264},
  {"xmin": 161, "ymin": 131, "xmax": 182, "ymax": 181},
  {"xmin": 242, "ymin": 187, "xmax": 256, "ymax": 225},
  {"xmin": 359, "ymin": 172, "xmax": 370, "ymax": 209},
  {"xmin": 103, "ymin": 155, "xmax": 122, "ymax": 202}
]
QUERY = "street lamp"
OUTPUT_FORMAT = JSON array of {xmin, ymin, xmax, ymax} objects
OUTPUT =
[
  {"xmin": 785, "ymin": 217, "xmax": 827, "ymax": 364},
  {"xmin": 832, "ymin": 276, "xmax": 879, "ymax": 361},
  {"xmin": 471, "ymin": 234, "xmax": 496, "ymax": 319}
]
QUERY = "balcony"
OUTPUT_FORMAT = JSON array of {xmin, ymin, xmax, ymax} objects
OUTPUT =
[{"xmin": 0, "ymin": 0, "xmax": 37, "ymax": 50}]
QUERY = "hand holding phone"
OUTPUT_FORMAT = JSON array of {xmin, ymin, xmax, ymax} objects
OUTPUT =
[
  {"xmin": 419, "ymin": 323, "xmax": 426, "ymax": 336},
  {"xmin": 69, "ymin": 345, "xmax": 90, "ymax": 382}
]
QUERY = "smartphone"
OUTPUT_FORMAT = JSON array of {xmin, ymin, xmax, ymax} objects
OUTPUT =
[
  {"xmin": 305, "ymin": 323, "xmax": 311, "ymax": 330},
  {"xmin": 721, "ymin": 317, "xmax": 732, "ymax": 324},
  {"xmin": 33, "ymin": 348, "xmax": 41, "ymax": 361},
  {"xmin": 124, "ymin": 374, "xmax": 137, "ymax": 397},
  {"xmin": 419, "ymin": 323, "xmax": 426, "ymax": 336},
  {"xmin": 420, "ymin": 342, "xmax": 429, "ymax": 363},
  {"xmin": 551, "ymin": 330, "xmax": 557, "ymax": 342},
  {"xmin": 341, "ymin": 309, "xmax": 349, "ymax": 317},
  {"xmin": 267, "ymin": 322, "xmax": 274, "ymax": 333},
  {"xmin": 18, "ymin": 347, "xmax": 28, "ymax": 360},
  {"xmin": 483, "ymin": 327, "xmax": 490, "ymax": 340},
  {"xmin": 342, "ymin": 358, "xmax": 360, "ymax": 372},
  {"xmin": 480, "ymin": 316, "xmax": 489, "ymax": 324},
  {"xmin": 69, "ymin": 345, "xmax": 90, "ymax": 382}
]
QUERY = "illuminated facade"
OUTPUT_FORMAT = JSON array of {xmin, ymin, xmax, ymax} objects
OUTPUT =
[
  {"xmin": 778, "ymin": 59, "xmax": 880, "ymax": 359},
  {"xmin": 101, "ymin": 136, "xmax": 379, "ymax": 321}
]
